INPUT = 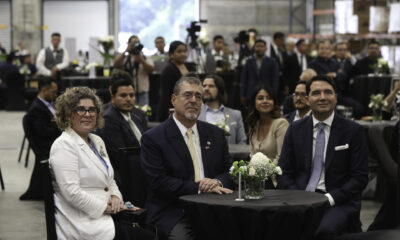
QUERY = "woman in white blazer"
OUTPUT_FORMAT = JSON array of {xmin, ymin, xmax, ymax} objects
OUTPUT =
[{"xmin": 49, "ymin": 87, "xmax": 154, "ymax": 240}]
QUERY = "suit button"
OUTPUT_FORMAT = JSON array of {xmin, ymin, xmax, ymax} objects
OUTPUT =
[{"xmin": 104, "ymin": 187, "xmax": 109, "ymax": 192}]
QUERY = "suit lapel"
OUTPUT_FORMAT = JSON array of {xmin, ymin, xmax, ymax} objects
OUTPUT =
[
  {"xmin": 166, "ymin": 119, "xmax": 195, "ymax": 178},
  {"xmin": 325, "ymin": 115, "xmax": 339, "ymax": 171},
  {"xmin": 305, "ymin": 117, "xmax": 314, "ymax": 172},
  {"xmin": 67, "ymin": 129, "xmax": 109, "ymax": 177},
  {"xmin": 36, "ymin": 98, "xmax": 54, "ymax": 119},
  {"xmin": 197, "ymin": 121, "xmax": 212, "ymax": 177},
  {"xmin": 111, "ymin": 106, "xmax": 140, "ymax": 144}
]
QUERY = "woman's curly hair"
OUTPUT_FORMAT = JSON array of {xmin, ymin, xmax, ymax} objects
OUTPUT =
[{"xmin": 55, "ymin": 87, "xmax": 104, "ymax": 130}]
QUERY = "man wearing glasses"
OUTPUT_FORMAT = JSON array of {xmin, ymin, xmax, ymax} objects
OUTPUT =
[
  {"xmin": 284, "ymin": 80, "xmax": 311, "ymax": 123},
  {"xmin": 141, "ymin": 76, "xmax": 234, "ymax": 239}
]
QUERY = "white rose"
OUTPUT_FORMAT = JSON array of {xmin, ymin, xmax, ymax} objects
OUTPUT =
[
  {"xmin": 248, "ymin": 167, "xmax": 256, "ymax": 176},
  {"xmin": 275, "ymin": 166, "xmax": 282, "ymax": 175},
  {"xmin": 224, "ymin": 125, "xmax": 230, "ymax": 133},
  {"xmin": 229, "ymin": 166, "xmax": 234, "ymax": 173}
]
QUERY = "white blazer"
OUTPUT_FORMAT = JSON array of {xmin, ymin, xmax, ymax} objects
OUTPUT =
[{"xmin": 49, "ymin": 128, "xmax": 122, "ymax": 240}]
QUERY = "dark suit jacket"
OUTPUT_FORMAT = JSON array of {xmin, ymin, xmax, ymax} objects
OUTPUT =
[
  {"xmin": 270, "ymin": 44, "xmax": 288, "ymax": 72},
  {"xmin": 284, "ymin": 53, "xmax": 312, "ymax": 93},
  {"xmin": 26, "ymin": 98, "xmax": 61, "ymax": 160},
  {"xmin": 284, "ymin": 111, "xmax": 296, "ymax": 123},
  {"xmin": 278, "ymin": 114, "xmax": 368, "ymax": 213},
  {"xmin": 240, "ymin": 56, "xmax": 279, "ymax": 100},
  {"xmin": 96, "ymin": 105, "xmax": 147, "ymax": 171},
  {"xmin": 140, "ymin": 118, "xmax": 234, "ymax": 234}
]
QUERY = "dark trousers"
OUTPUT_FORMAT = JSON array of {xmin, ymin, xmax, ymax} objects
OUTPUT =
[{"xmin": 113, "ymin": 218, "xmax": 155, "ymax": 240}]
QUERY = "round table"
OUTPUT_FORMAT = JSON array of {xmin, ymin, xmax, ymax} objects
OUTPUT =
[{"xmin": 180, "ymin": 190, "xmax": 329, "ymax": 240}]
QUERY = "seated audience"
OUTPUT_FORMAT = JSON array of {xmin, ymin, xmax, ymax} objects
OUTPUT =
[
  {"xmin": 240, "ymin": 39, "xmax": 279, "ymax": 106},
  {"xmin": 282, "ymin": 68, "xmax": 317, "ymax": 114},
  {"xmin": 49, "ymin": 87, "xmax": 154, "ymax": 240},
  {"xmin": 114, "ymin": 35, "xmax": 155, "ymax": 105},
  {"xmin": 157, "ymin": 41, "xmax": 188, "ymax": 122},
  {"xmin": 198, "ymin": 74, "xmax": 247, "ymax": 144},
  {"xmin": 284, "ymin": 80, "xmax": 311, "ymax": 123},
  {"xmin": 353, "ymin": 40, "xmax": 390, "ymax": 76},
  {"xmin": 278, "ymin": 76, "xmax": 369, "ymax": 240},
  {"xmin": 247, "ymin": 85, "xmax": 289, "ymax": 187},
  {"xmin": 96, "ymin": 72, "xmax": 147, "ymax": 185},
  {"xmin": 19, "ymin": 53, "xmax": 37, "ymax": 77},
  {"xmin": 36, "ymin": 32, "xmax": 69, "ymax": 79},
  {"xmin": 141, "ymin": 76, "xmax": 234, "ymax": 239},
  {"xmin": 20, "ymin": 77, "xmax": 61, "ymax": 200}
]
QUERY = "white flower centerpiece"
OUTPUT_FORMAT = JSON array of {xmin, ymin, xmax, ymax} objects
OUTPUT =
[
  {"xmin": 369, "ymin": 94, "xmax": 387, "ymax": 122},
  {"xmin": 211, "ymin": 114, "xmax": 230, "ymax": 136},
  {"xmin": 135, "ymin": 104, "xmax": 152, "ymax": 117},
  {"xmin": 230, "ymin": 152, "xmax": 282, "ymax": 199},
  {"xmin": 96, "ymin": 36, "xmax": 115, "ymax": 76}
]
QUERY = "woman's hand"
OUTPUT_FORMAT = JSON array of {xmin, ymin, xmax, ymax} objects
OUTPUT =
[{"xmin": 107, "ymin": 195, "xmax": 124, "ymax": 214}]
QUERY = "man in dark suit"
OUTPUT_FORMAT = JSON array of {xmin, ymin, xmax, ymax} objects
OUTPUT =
[
  {"xmin": 269, "ymin": 32, "xmax": 289, "ymax": 102},
  {"xmin": 141, "ymin": 76, "xmax": 234, "ymax": 239},
  {"xmin": 240, "ymin": 39, "xmax": 279, "ymax": 105},
  {"xmin": 96, "ymin": 73, "xmax": 147, "ymax": 177},
  {"xmin": 278, "ymin": 75, "xmax": 369, "ymax": 240},
  {"xmin": 20, "ymin": 77, "xmax": 61, "ymax": 200},
  {"xmin": 284, "ymin": 39, "xmax": 312, "ymax": 94},
  {"xmin": 353, "ymin": 40, "xmax": 390, "ymax": 76},
  {"xmin": 284, "ymin": 80, "xmax": 311, "ymax": 123}
]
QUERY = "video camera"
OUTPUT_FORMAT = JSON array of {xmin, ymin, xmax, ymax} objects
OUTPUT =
[
  {"xmin": 186, "ymin": 20, "xmax": 208, "ymax": 49},
  {"xmin": 129, "ymin": 42, "xmax": 144, "ymax": 55}
]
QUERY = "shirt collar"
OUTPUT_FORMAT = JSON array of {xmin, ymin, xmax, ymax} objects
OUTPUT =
[
  {"xmin": 173, "ymin": 114, "xmax": 199, "ymax": 137},
  {"xmin": 120, "ymin": 111, "xmax": 131, "ymax": 121},
  {"xmin": 211, "ymin": 49, "xmax": 222, "ymax": 56},
  {"xmin": 50, "ymin": 45, "xmax": 62, "ymax": 52},
  {"xmin": 312, "ymin": 111, "xmax": 334, "ymax": 128},
  {"xmin": 37, "ymin": 96, "xmax": 52, "ymax": 107},
  {"xmin": 205, "ymin": 104, "xmax": 224, "ymax": 113},
  {"xmin": 296, "ymin": 109, "xmax": 311, "ymax": 119}
]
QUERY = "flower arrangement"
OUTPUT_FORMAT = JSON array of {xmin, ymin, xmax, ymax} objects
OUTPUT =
[
  {"xmin": 97, "ymin": 35, "xmax": 115, "ymax": 67},
  {"xmin": 19, "ymin": 65, "xmax": 31, "ymax": 76},
  {"xmin": 369, "ymin": 93, "xmax": 387, "ymax": 121},
  {"xmin": 230, "ymin": 152, "xmax": 282, "ymax": 199},
  {"xmin": 369, "ymin": 58, "xmax": 389, "ymax": 75},
  {"xmin": 211, "ymin": 114, "xmax": 230, "ymax": 136},
  {"xmin": 135, "ymin": 104, "xmax": 152, "ymax": 117}
]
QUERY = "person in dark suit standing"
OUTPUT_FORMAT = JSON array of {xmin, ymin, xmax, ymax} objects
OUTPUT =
[
  {"xmin": 284, "ymin": 80, "xmax": 311, "ymax": 123},
  {"xmin": 284, "ymin": 39, "xmax": 312, "ymax": 94},
  {"xmin": 269, "ymin": 32, "xmax": 289, "ymax": 101},
  {"xmin": 141, "ymin": 76, "xmax": 234, "ymax": 239},
  {"xmin": 278, "ymin": 75, "xmax": 369, "ymax": 240},
  {"xmin": 240, "ymin": 39, "xmax": 279, "ymax": 106},
  {"xmin": 20, "ymin": 77, "xmax": 61, "ymax": 200},
  {"xmin": 96, "ymin": 73, "xmax": 147, "ymax": 180}
]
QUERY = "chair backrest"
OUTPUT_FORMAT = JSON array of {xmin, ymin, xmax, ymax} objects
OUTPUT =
[
  {"xmin": 118, "ymin": 147, "xmax": 147, "ymax": 208},
  {"xmin": 22, "ymin": 113, "xmax": 39, "ymax": 156},
  {"xmin": 40, "ymin": 160, "xmax": 57, "ymax": 240}
]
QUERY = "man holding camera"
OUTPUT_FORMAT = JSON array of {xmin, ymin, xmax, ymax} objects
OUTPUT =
[{"xmin": 114, "ymin": 35, "xmax": 155, "ymax": 105}]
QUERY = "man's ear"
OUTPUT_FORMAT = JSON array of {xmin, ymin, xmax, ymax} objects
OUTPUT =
[{"xmin": 171, "ymin": 94, "xmax": 176, "ymax": 108}]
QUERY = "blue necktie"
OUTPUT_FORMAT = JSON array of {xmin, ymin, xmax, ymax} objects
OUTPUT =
[{"xmin": 306, "ymin": 122, "xmax": 325, "ymax": 192}]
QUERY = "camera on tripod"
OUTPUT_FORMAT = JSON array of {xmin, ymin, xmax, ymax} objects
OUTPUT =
[
  {"xmin": 129, "ymin": 42, "xmax": 144, "ymax": 55},
  {"xmin": 186, "ymin": 20, "xmax": 207, "ymax": 49}
]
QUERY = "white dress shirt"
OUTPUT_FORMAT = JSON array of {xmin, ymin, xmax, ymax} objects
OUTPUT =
[
  {"xmin": 293, "ymin": 109, "xmax": 311, "ymax": 122},
  {"xmin": 311, "ymin": 112, "xmax": 335, "ymax": 206},
  {"xmin": 295, "ymin": 50, "xmax": 308, "ymax": 71},
  {"xmin": 204, "ymin": 104, "xmax": 226, "ymax": 124},
  {"xmin": 37, "ymin": 96, "xmax": 56, "ymax": 116},
  {"xmin": 36, "ymin": 45, "xmax": 69, "ymax": 76},
  {"xmin": 172, "ymin": 115, "xmax": 205, "ymax": 180}
]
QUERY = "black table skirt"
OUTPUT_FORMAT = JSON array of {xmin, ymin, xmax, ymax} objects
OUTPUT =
[
  {"xmin": 180, "ymin": 190, "xmax": 329, "ymax": 240},
  {"xmin": 351, "ymin": 75, "xmax": 392, "ymax": 108}
]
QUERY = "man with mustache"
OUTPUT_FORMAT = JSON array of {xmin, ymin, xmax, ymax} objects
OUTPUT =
[
  {"xmin": 141, "ymin": 76, "xmax": 234, "ymax": 239},
  {"xmin": 96, "ymin": 72, "xmax": 147, "ymax": 184},
  {"xmin": 198, "ymin": 74, "xmax": 247, "ymax": 144},
  {"xmin": 284, "ymin": 80, "xmax": 311, "ymax": 123}
]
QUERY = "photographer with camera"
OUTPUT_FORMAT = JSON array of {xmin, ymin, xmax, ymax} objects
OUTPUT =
[
  {"xmin": 114, "ymin": 35, "xmax": 154, "ymax": 105},
  {"xmin": 203, "ymin": 35, "xmax": 231, "ymax": 74}
]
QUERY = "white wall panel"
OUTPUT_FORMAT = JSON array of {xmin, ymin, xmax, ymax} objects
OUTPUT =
[{"xmin": 0, "ymin": 1, "xmax": 11, "ymax": 52}]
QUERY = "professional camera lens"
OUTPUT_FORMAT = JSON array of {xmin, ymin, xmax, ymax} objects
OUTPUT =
[{"xmin": 129, "ymin": 43, "xmax": 144, "ymax": 55}]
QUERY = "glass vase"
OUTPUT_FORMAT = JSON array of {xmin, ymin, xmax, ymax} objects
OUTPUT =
[
  {"xmin": 103, "ymin": 57, "xmax": 111, "ymax": 77},
  {"xmin": 372, "ymin": 108, "xmax": 382, "ymax": 122},
  {"xmin": 244, "ymin": 178, "xmax": 265, "ymax": 199}
]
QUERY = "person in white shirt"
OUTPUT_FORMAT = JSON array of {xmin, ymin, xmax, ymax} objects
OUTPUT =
[
  {"xmin": 151, "ymin": 36, "xmax": 169, "ymax": 73},
  {"xmin": 36, "ymin": 32, "xmax": 69, "ymax": 78},
  {"xmin": 284, "ymin": 80, "xmax": 311, "ymax": 123}
]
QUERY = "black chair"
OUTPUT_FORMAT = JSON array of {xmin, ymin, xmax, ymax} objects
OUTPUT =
[
  {"xmin": 0, "ymin": 163, "xmax": 4, "ymax": 190},
  {"xmin": 40, "ymin": 160, "xmax": 57, "ymax": 240},
  {"xmin": 19, "ymin": 114, "xmax": 31, "ymax": 168},
  {"xmin": 5, "ymin": 72, "xmax": 26, "ymax": 111},
  {"xmin": 118, "ymin": 147, "xmax": 147, "ymax": 208},
  {"xmin": 368, "ymin": 124, "xmax": 400, "ymax": 230}
]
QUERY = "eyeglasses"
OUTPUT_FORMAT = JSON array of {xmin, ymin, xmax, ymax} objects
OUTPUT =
[
  {"xmin": 74, "ymin": 106, "xmax": 98, "ymax": 116},
  {"xmin": 293, "ymin": 92, "xmax": 307, "ymax": 98},
  {"xmin": 179, "ymin": 92, "xmax": 203, "ymax": 101}
]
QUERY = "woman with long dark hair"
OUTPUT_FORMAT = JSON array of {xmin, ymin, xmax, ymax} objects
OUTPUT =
[
  {"xmin": 157, "ymin": 41, "xmax": 188, "ymax": 121},
  {"xmin": 247, "ymin": 85, "xmax": 289, "ymax": 187}
]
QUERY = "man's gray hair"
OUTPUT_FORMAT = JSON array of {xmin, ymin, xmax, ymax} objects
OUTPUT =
[{"xmin": 173, "ymin": 75, "xmax": 203, "ymax": 95}]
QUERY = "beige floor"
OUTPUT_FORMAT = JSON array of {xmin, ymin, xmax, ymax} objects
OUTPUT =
[{"xmin": 0, "ymin": 111, "xmax": 381, "ymax": 239}]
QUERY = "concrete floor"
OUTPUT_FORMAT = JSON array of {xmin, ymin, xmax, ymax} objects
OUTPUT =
[{"xmin": 0, "ymin": 111, "xmax": 381, "ymax": 239}]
